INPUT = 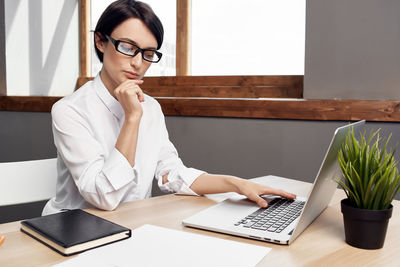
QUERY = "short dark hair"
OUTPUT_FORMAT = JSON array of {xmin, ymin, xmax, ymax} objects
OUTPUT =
[{"xmin": 94, "ymin": 0, "xmax": 164, "ymax": 62}]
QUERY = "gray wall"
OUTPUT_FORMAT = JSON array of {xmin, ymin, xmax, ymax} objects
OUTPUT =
[
  {"xmin": 165, "ymin": 117, "xmax": 400, "ymax": 182},
  {"xmin": 0, "ymin": 112, "xmax": 55, "ymax": 223},
  {"xmin": 304, "ymin": 0, "xmax": 400, "ymax": 100},
  {"xmin": 1, "ymin": 112, "xmax": 398, "ymax": 185},
  {"xmin": 0, "ymin": 112, "xmax": 56, "ymax": 162},
  {"xmin": 1, "ymin": 112, "xmax": 399, "ymax": 223}
]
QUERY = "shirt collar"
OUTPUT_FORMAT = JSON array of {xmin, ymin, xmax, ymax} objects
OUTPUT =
[{"xmin": 93, "ymin": 74, "xmax": 124, "ymax": 121}]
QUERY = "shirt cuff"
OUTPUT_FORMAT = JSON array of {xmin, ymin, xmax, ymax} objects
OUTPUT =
[
  {"xmin": 178, "ymin": 167, "xmax": 205, "ymax": 187},
  {"xmin": 175, "ymin": 184, "xmax": 199, "ymax": 196},
  {"xmin": 175, "ymin": 168, "xmax": 205, "ymax": 195},
  {"xmin": 157, "ymin": 167, "xmax": 205, "ymax": 196},
  {"xmin": 102, "ymin": 148, "xmax": 138, "ymax": 190}
]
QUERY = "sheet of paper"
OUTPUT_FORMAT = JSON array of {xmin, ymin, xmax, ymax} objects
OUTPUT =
[{"xmin": 54, "ymin": 224, "xmax": 271, "ymax": 267}]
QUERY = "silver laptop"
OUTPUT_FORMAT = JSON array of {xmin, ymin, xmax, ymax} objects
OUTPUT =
[{"xmin": 183, "ymin": 120, "xmax": 365, "ymax": 245}]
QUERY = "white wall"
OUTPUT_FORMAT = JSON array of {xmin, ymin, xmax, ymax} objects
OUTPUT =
[{"xmin": 5, "ymin": 0, "xmax": 79, "ymax": 96}]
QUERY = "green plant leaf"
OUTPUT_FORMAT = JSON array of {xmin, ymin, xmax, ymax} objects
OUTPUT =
[
  {"xmin": 336, "ymin": 176, "xmax": 361, "ymax": 206},
  {"xmin": 334, "ymin": 126, "xmax": 400, "ymax": 210},
  {"xmin": 383, "ymin": 171, "xmax": 400, "ymax": 209},
  {"xmin": 364, "ymin": 163, "xmax": 386, "ymax": 208}
]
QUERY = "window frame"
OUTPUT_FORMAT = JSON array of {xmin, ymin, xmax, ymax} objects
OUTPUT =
[{"xmin": 1, "ymin": 0, "xmax": 400, "ymax": 122}]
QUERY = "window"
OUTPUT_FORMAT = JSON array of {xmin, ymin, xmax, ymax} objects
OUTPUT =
[
  {"xmin": 91, "ymin": 0, "xmax": 305, "ymax": 77},
  {"xmin": 2, "ymin": 0, "xmax": 396, "ymax": 124},
  {"xmin": 191, "ymin": 0, "xmax": 305, "ymax": 75}
]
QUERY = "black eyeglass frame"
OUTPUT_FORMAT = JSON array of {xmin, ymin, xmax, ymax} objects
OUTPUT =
[{"xmin": 104, "ymin": 34, "xmax": 162, "ymax": 63}]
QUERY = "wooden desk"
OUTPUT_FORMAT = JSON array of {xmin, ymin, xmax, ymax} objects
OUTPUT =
[{"xmin": 0, "ymin": 176, "xmax": 399, "ymax": 267}]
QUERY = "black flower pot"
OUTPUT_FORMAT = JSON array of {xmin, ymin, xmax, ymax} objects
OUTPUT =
[{"xmin": 341, "ymin": 198, "xmax": 393, "ymax": 249}]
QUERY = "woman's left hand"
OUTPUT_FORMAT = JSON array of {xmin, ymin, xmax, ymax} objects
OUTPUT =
[
  {"xmin": 233, "ymin": 179, "xmax": 296, "ymax": 208},
  {"xmin": 190, "ymin": 174, "xmax": 297, "ymax": 208}
]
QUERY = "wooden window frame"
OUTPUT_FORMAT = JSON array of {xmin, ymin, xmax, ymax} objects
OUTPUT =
[{"xmin": 1, "ymin": 0, "xmax": 400, "ymax": 122}]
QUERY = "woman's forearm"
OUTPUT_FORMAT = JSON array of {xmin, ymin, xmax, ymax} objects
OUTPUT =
[
  {"xmin": 189, "ymin": 173, "xmax": 243, "ymax": 195},
  {"xmin": 190, "ymin": 173, "xmax": 297, "ymax": 208},
  {"xmin": 115, "ymin": 116, "xmax": 141, "ymax": 166}
]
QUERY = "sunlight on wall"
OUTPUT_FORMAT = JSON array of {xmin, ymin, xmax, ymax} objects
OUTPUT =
[{"xmin": 5, "ymin": 0, "xmax": 79, "ymax": 96}]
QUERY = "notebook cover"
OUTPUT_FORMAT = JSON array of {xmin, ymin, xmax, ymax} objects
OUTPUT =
[{"xmin": 20, "ymin": 209, "xmax": 131, "ymax": 255}]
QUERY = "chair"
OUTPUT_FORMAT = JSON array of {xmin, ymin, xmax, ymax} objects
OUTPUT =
[{"xmin": 0, "ymin": 158, "xmax": 57, "ymax": 223}]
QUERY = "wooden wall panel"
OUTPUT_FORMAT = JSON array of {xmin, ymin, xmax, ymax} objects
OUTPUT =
[
  {"xmin": 75, "ymin": 76, "xmax": 303, "ymax": 98},
  {"xmin": 176, "ymin": 0, "xmax": 191, "ymax": 75},
  {"xmin": 157, "ymin": 98, "xmax": 400, "ymax": 122},
  {"xmin": 3, "ymin": 95, "xmax": 400, "ymax": 122},
  {"xmin": 79, "ymin": 0, "xmax": 91, "ymax": 78},
  {"xmin": 141, "ymin": 76, "xmax": 303, "ymax": 98},
  {"xmin": 0, "ymin": 96, "xmax": 61, "ymax": 112}
]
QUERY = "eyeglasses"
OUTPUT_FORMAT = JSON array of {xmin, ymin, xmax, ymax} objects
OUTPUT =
[{"xmin": 105, "ymin": 34, "xmax": 162, "ymax": 63}]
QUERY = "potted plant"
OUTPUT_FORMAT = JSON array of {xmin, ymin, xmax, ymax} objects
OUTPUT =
[{"xmin": 336, "ymin": 127, "xmax": 400, "ymax": 249}]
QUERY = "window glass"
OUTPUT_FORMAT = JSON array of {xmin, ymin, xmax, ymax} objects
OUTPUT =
[
  {"xmin": 191, "ymin": 0, "xmax": 305, "ymax": 75},
  {"xmin": 91, "ymin": 0, "xmax": 176, "ymax": 77},
  {"xmin": 5, "ymin": 0, "xmax": 79, "ymax": 96}
]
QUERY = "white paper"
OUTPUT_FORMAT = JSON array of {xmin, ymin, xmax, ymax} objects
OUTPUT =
[{"xmin": 54, "ymin": 224, "xmax": 271, "ymax": 267}]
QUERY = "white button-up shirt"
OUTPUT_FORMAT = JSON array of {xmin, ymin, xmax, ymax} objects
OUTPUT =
[{"xmin": 43, "ymin": 75, "xmax": 204, "ymax": 215}]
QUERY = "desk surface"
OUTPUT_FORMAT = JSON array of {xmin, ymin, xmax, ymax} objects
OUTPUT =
[{"xmin": 0, "ymin": 176, "xmax": 399, "ymax": 267}]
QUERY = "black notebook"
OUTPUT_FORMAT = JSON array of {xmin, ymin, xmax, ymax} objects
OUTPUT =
[{"xmin": 20, "ymin": 209, "xmax": 131, "ymax": 256}]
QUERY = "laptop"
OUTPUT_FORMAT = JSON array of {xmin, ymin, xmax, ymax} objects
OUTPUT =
[{"xmin": 182, "ymin": 120, "xmax": 365, "ymax": 245}]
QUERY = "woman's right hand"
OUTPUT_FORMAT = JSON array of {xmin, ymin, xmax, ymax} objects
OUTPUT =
[{"xmin": 114, "ymin": 79, "xmax": 145, "ymax": 120}]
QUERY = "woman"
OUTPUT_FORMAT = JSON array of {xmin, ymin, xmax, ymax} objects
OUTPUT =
[{"xmin": 42, "ymin": 0, "xmax": 295, "ymax": 215}]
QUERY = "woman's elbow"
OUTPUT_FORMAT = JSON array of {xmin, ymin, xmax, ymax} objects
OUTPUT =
[
  {"xmin": 86, "ymin": 195, "xmax": 120, "ymax": 211},
  {"xmin": 98, "ymin": 201, "xmax": 119, "ymax": 211}
]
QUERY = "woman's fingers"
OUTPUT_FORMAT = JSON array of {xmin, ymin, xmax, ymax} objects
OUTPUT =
[
  {"xmin": 263, "ymin": 187, "xmax": 297, "ymax": 200},
  {"xmin": 136, "ymin": 86, "xmax": 145, "ymax": 103},
  {"xmin": 116, "ymin": 80, "xmax": 144, "ymax": 99},
  {"xmin": 114, "ymin": 80, "xmax": 145, "ymax": 118},
  {"xmin": 129, "ymin": 79, "xmax": 144, "ymax": 102},
  {"xmin": 238, "ymin": 180, "xmax": 297, "ymax": 207},
  {"xmin": 247, "ymin": 188, "xmax": 295, "ymax": 208},
  {"xmin": 251, "ymin": 187, "xmax": 296, "ymax": 208},
  {"xmin": 115, "ymin": 81, "xmax": 145, "ymax": 103},
  {"xmin": 247, "ymin": 193, "xmax": 268, "ymax": 208}
]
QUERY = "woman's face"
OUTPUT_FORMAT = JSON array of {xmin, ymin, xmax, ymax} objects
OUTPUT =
[{"xmin": 96, "ymin": 18, "xmax": 158, "ymax": 93}]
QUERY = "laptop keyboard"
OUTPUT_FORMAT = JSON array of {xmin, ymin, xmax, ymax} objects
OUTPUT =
[{"xmin": 234, "ymin": 198, "xmax": 305, "ymax": 233}]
